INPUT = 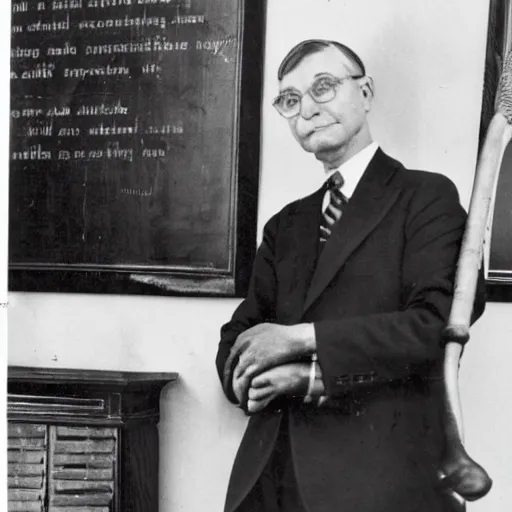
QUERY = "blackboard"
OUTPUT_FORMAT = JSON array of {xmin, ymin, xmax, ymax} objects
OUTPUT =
[
  {"xmin": 489, "ymin": 142, "xmax": 512, "ymax": 285},
  {"xmin": 8, "ymin": 0, "xmax": 264, "ymax": 296},
  {"xmin": 478, "ymin": 0, "xmax": 512, "ymax": 301}
]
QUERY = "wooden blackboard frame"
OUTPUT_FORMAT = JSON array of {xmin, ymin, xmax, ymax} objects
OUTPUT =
[
  {"xmin": 8, "ymin": 0, "xmax": 265, "ymax": 298},
  {"xmin": 480, "ymin": 0, "xmax": 512, "ymax": 302}
]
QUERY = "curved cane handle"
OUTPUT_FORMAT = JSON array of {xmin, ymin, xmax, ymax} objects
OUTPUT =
[{"xmin": 439, "ymin": 339, "xmax": 493, "ymax": 501}]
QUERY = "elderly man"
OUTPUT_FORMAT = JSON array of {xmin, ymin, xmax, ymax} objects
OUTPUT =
[{"xmin": 216, "ymin": 39, "xmax": 485, "ymax": 512}]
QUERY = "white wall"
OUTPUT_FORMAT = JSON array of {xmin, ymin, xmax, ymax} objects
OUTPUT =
[{"xmin": 6, "ymin": 1, "xmax": 511, "ymax": 511}]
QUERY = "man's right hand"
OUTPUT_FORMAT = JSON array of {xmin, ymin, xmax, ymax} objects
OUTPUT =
[
  {"xmin": 237, "ymin": 362, "xmax": 309, "ymax": 413},
  {"xmin": 233, "ymin": 371, "xmax": 250, "ymax": 405},
  {"xmin": 224, "ymin": 323, "xmax": 315, "ymax": 395}
]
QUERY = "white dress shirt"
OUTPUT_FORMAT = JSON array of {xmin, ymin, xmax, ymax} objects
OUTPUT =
[{"xmin": 322, "ymin": 141, "xmax": 379, "ymax": 212}]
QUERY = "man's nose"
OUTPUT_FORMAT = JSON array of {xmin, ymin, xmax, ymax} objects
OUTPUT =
[{"xmin": 299, "ymin": 93, "xmax": 320, "ymax": 119}]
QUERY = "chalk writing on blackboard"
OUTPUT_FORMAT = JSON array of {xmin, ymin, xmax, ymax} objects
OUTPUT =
[{"xmin": 9, "ymin": 0, "xmax": 242, "ymax": 273}]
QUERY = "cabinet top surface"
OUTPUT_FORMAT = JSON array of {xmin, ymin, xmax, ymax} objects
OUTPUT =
[{"xmin": 8, "ymin": 365, "xmax": 178, "ymax": 387}]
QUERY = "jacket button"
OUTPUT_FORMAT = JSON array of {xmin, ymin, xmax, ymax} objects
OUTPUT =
[{"xmin": 353, "ymin": 372, "xmax": 378, "ymax": 383}]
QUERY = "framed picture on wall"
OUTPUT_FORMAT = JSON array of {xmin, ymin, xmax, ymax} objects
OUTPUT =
[
  {"xmin": 8, "ymin": 0, "xmax": 264, "ymax": 298},
  {"xmin": 481, "ymin": 0, "xmax": 512, "ymax": 300}
]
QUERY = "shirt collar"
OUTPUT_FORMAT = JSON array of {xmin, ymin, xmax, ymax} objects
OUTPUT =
[{"xmin": 324, "ymin": 141, "xmax": 379, "ymax": 199}]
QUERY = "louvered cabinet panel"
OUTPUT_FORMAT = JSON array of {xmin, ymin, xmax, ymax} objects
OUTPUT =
[
  {"xmin": 8, "ymin": 367, "xmax": 178, "ymax": 512},
  {"xmin": 48, "ymin": 426, "xmax": 117, "ymax": 512},
  {"xmin": 8, "ymin": 424, "xmax": 47, "ymax": 512}
]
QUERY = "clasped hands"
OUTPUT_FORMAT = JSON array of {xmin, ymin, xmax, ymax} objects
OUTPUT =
[{"xmin": 223, "ymin": 322, "xmax": 316, "ymax": 414}]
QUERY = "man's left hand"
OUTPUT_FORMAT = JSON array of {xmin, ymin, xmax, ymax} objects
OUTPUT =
[{"xmin": 224, "ymin": 323, "xmax": 314, "ymax": 393}]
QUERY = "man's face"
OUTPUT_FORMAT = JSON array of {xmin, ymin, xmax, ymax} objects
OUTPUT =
[{"xmin": 278, "ymin": 47, "xmax": 372, "ymax": 158}]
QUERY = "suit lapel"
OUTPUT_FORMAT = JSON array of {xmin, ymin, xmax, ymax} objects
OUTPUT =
[
  {"xmin": 302, "ymin": 149, "xmax": 402, "ymax": 315},
  {"xmin": 281, "ymin": 186, "xmax": 325, "ymax": 324}
]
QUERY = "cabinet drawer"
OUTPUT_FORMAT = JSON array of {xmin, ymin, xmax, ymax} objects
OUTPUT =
[
  {"xmin": 48, "ymin": 426, "xmax": 117, "ymax": 511},
  {"xmin": 8, "ymin": 424, "xmax": 47, "ymax": 512}
]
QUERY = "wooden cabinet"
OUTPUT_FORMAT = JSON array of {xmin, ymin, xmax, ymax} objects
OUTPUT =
[{"xmin": 7, "ymin": 366, "xmax": 178, "ymax": 512}]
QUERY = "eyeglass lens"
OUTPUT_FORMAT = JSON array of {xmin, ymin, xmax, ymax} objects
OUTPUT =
[{"xmin": 274, "ymin": 76, "xmax": 340, "ymax": 117}]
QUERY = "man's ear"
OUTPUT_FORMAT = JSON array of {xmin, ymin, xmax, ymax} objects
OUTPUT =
[{"xmin": 360, "ymin": 76, "xmax": 375, "ymax": 110}]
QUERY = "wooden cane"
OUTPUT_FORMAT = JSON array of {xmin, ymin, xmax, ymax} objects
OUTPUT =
[{"xmin": 439, "ymin": 50, "xmax": 512, "ymax": 502}]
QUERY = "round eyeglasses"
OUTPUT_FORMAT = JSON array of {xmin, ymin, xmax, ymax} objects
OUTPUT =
[{"xmin": 272, "ymin": 74, "xmax": 364, "ymax": 119}]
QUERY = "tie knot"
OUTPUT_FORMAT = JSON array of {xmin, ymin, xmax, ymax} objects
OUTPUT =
[{"xmin": 327, "ymin": 170, "xmax": 344, "ymax": 190}]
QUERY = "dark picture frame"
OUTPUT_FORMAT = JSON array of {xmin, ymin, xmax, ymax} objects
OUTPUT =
[
  {"xmin": 480, "ymin": 0, "xmax": 512, "ymax": 301},
  {"xmin": 8, "ymin": 0, "xmax": 264, "ymax": 298}
]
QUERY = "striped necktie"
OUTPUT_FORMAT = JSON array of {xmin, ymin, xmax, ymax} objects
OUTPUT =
[{"xmin": 320, "ymin": 170, "xmax": 348, "ymax": 243}]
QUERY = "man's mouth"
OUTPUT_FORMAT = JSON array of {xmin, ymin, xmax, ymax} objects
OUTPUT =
[{"xmin": 307, "ymin": 124, "xmax": 334, "ymax": 136}]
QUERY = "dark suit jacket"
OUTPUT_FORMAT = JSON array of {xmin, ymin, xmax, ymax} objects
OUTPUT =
[{"xmin": 216, "ymin": 149, "xmax": 486, "ymax": 512}]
